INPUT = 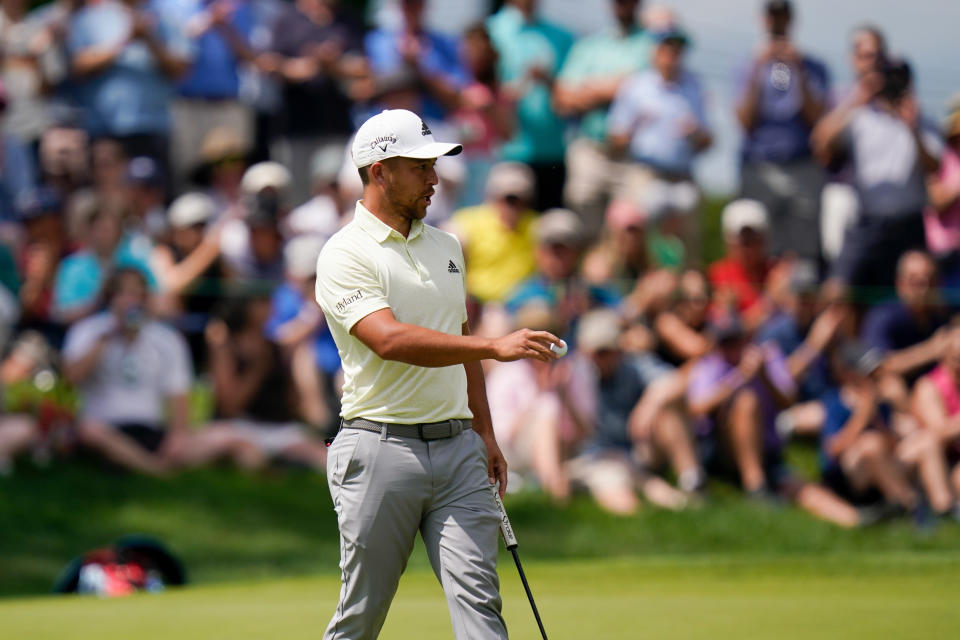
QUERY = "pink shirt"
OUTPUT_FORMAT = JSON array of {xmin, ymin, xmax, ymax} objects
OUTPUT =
[{"xmin": 923, "ymin": 147, "xmax": 960, "ymax": 255}]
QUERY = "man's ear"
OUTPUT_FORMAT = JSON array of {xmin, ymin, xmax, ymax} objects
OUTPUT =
[{"xmin": 370, "ymin": 161, "xmax": 387, "ymax": 186}]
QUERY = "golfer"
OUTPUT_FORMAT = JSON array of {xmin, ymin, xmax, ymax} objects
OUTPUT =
[{"xmin": 315, "ymin": 109, "xmax": 561, "ymax": 639}]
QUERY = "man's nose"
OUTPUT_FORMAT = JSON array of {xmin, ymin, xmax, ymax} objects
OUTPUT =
[{"xmin": 426, "ymin": 166, "xmax": 439, "ymax": 186}]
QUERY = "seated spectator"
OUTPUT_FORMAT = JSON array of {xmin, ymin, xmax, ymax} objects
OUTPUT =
[
  {"xmin": 487, "ymin": 0, "xmax": 574, "ymax": 210},
  {"xmin": 861, "ymin": 251, "xmax": 949, "ymax": 410},
  {"xmin": 825, "ymin": 340, "xmax": 954, "ymax": 524},
  {"xmin": 653, "ymin": 268, "xmax": 713, "ymax": 367},
  {"xmin": 205, "ymin": 294, "xmax": 327, "ymax": 470},
  {"xmin": 266, "ymin": 234, "xmax": 341, "ymax": 433},
  {"xmin": 15, "ymin": 188, "xmax": 69, "ymax": 339},
  {"xmin": 63, "ymin": 268, "xmax": 262, "ymax": 475},
  {"xmin": 88, "ymin": 137, "xmax": 130, "ymax": 215},
  {"xmin": 52, "ymin": 206, "xmax": 154, "ymax": 324},
  {"xmin": 686, "ymin": 315, "xmax": 860, "ymax": 526},
  {"xmin": 735, "ymin": 0, "xmax": 828, "ymax": 265},
  {"xmin": 447, "ymin": 162, "xmax": 538, "ymax": 304},
  {"xmin": 507, "ymin": 208, "xmax": 608, "ymax": 339},
  {"xmin": 66, "ymin": 0, "xmax": 192, "ymax": 173},
  {"xmin": 567, "ymin": 308, "xmax": 702, "ymax": 515},
  {"xmin": 125, "ymin": 156, "xmax": 169, "ymax": 244},
  {"xmin": 486, "ymin": 301, "xmax": 594, "ymax": 500},
  {"xmin": 607, "ymin": 23, "xmax": 711, "ymax": 202},
  {"xmin": 923, "ymin": 106, "xmax": 960, "ymax": 295},
  {"xmin": 813, "ymin": 57, "xmax": 942, "ymax": 292},
  {"xmin": 553, "ymin": 0, "xmax": 651, "ymax": 236},
  {"xmin": 452, "ymin": 22, "xmax": 514, "ymax": 209},
  {"xmin": 189, "ymin": 126, "xmax": 251, "ymax": 217},
  {"xmin": 708, "ymin": 199, "xmax": 775, "ymax": 329}
]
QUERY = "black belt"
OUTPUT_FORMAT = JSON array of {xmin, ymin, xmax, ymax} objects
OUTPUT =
[{"xmin": 340, "ymin": 417, "xmax": 471, "ymax": 441}]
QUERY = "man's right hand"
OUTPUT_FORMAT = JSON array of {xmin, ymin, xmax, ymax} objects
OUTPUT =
[{"xmin": 491, "ymin": 329, "xmax": 560, "ymax": 363}]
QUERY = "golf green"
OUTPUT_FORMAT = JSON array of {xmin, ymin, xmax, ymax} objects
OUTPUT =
[{"xmin": 4, "ymin": 552, "xmax": 959, "ymax": 639}]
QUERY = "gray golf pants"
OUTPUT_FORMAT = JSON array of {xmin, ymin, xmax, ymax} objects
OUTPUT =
[{"xmin": 322, "ymin": 426, "xmax": 508, "ymax": 640}]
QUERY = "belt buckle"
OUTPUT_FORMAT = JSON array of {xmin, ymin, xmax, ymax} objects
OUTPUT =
[{"xmin": 419, "ymin": 422, "xmax": 452, "ymax": 441}]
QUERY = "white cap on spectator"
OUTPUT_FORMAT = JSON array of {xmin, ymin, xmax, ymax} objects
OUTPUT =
[
  {"xmin": 722, "ymin": 198, "xmax": 769, "ymax": 236},
  {"xmin": 285, "ymin": 234, "xmax": 327, "ymax": 280},
  {"xmin": 351, "ymin": 109, "xmax": 462, "ymax": 168},
  {"xmin": 485, "ymin": 162, "xmax": 535, "ymax": 203},
  {"xmin": 242, "ymin": 161, "xmax": 292, "ymax": 196},
  {"xmin": 576, "ymin": 308, "xmax": 624, "ymax": 353},
  {"xmin": 537, "ymin": 208, "xmax": 583, "ymax": 246},
  {"xmin": 168, "ymin": 192, "xmax": 217, "ymax": 228}
]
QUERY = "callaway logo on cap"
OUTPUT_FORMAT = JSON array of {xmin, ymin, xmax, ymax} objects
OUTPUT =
[{"xmin": 351, "ymin": 109, "xmax": 462, "ymax": 169}]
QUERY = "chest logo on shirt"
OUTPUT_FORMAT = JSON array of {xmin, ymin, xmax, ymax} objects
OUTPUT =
[
  {"xmin": 336, "ymin": 289, "xmax": 363, "ymax": 312},
  {"xmin": 447, "ymin": 260, "xmax": 460, "ymax": 274}
]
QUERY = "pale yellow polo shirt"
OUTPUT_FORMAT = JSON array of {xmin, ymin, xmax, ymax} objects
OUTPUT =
[{"xmin": 315, "ymin": 201, "xmax": 471, "ymax": 423}]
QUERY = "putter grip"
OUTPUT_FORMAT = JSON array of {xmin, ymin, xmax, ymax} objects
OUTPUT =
[{"xmin": 491, "ymin": 484, "xmax": 519, "ymax": 549}]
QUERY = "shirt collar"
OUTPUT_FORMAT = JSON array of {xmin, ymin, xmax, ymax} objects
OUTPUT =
[{"xmin": 354, "ymin": 201, "xmax": 424, "ymax": 244}]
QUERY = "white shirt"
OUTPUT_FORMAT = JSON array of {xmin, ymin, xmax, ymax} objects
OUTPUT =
[
  {"xmin": 315, "ymin": 201, "xmax": 470, "ymax": 423},
  {"xmin": 63, "ymin": 312, "xmax": 192, "ymax": 426}
]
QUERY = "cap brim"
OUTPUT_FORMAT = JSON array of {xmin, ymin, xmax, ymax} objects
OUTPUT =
[{"xmin": 402, "ymin": 142, "xmax": 463, "ymax": 160}]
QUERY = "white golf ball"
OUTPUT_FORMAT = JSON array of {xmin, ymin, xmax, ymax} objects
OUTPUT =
[{"xmin": 550, "ymin": 340, "xmax": 568, "ymax": 357}]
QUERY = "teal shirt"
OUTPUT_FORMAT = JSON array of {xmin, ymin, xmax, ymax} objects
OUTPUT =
[
  {"xmin": 558, "ymin": 25, "xmax": 653, "ymax": 142},
  {"xmin": 487, "ymin": 7, "xmax": 574, "ymax": 163}
]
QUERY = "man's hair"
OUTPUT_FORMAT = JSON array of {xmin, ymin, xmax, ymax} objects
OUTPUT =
[
  {"xmin": 103, "ymin": 266, "xmax": 149, "ymax": 304},
  {"xmin": 358, "ymin": 165, "xmax": 370, "ymax": 186},
  {"xmin": 851, "ymin": 23, "xmax": 887, "ymax": 54}
]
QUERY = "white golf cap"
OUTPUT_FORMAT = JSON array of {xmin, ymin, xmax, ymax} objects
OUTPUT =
[
  {"xmin": 168, "ymin": 192, "xmax": 217, "ymax": 228},
  {"xmin": 351, "ymin": 109, "xmax": 462, "ymax": 168},
  {"xmin": 242, "ymin": 161, "xmax": 292, "ymax": 196},
  {"xmin": 722, "ymin": 198, "xmax": 769, "ymax": 236}
]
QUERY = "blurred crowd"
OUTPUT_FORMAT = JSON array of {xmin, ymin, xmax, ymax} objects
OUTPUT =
[{"xmin": 2, "ymin": 0, "xmax": 960, "ymax": 529}]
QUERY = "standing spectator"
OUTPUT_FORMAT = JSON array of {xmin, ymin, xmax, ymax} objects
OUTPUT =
[
  {"xmin": 923, "ymin": 106, "xmax": 960, "ymax": 295},
  {"xmin": 607, "ymin": 24, "xmax": 711, "ymax": 216},
  {"xmin": 162, "ymin": 0, "xmax": 256, "ymax": 191},
  {"xmin": 365, "ymin": 0, "xmax": 465, "ymax": 122},
  {"xmin": 487, "ymin": 0, "xmax": 573, "ymax": 210},
  {"xmin": 258, "ymin": 0, "xmax": 364, "ymax": 204},
  {"xmin": 63, "ymin": 268, "xmax": 262, "ymax": 475},
  {"xmin": 66, "ymin": 0, "xmax": 192, "ymax": 173},
  {"xmin": 452, "ymin": 22, "xmax": 514, "ymax": 209},
  {"xmin": 553, "ymin": 0, "xmax": 651, "ymax": 236},
  {"xmin": 0, "ymin": 80, "xmax": 37, "ymax": 227},
  {"xmin": 447, "ymin": 162, "xmax": 538, "ymax": 304},
  {"xmin": 735, "ymin": 0, "xmax": 828, "ymax": 265},
  {"xmin": 686, "ymin": 316, "xmax": 860, "ymax": 526},
  {"xmin": 812, "ymin": 58, "xmax": 941, "ymax": 293}
]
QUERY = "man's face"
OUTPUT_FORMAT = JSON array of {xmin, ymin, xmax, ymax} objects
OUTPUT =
[
  {"xmin": 110, "ymin": 272, "xmax": 148, "ymax": 319},
  {"xmin": 734, "ymin": 227, "xmax": 767, "ymax": 265},
  {"xmin": 612, "ymin": 0, "xmax": 640, "ymax": 23},
  {"xmin": 719, "ymin": 337, "xmax": 746, "ymax": 365},
  {"xmin": 590, "ymin": 347, "xmax": 622, "ymax": 379},
  {"xmin": 653, "ymin": 41, "xmax": 684, "ymax": 79},
  {"xmin": 852, "ymin": 31, "xmax": 882, "ymax": 78},
  {"xmin": 536, "ymin": 241, "xmax": 579, "ymax": 280},
  {"xmin": 897, "ymin": 255, "xmax": 936, "ymax": 310},
  {"xmin": 765, "ymin": 10, "xmax": 791, "ymax": 38},
  {"xmin": 380, "ymin": 156, "xmax": 439, "ymax": 222}
]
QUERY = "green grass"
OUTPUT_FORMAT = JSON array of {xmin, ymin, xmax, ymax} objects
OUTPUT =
[{"xmin": 4, "ymin": 554, "xmax": 960, "ymax": 639}]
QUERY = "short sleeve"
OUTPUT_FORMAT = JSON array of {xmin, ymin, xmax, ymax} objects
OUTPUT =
[
  {"xmin": 161, "ymin": 327, "xmax": 193, "ymax": 395},
  {"xmin": 62, "ymin": 316, "xmax": 110, "ymax": 363},
  {"xmin": 455, "ymin": 239, "xmax": 468, "ymax": 325},
  {"xmin": 315, "ymin": 243, "xmax": 390, "ymax": 333}
]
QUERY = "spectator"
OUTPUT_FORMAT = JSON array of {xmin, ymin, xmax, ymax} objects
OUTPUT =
[
  {"xmin": 206, "ymin": 294, "xmax": 327, "ymax": 470},
  {"xmin": 486, "ymin": 301, "xmax": 594, "ymax": 500},
  {"xmin": 553, "ymin": 0, "xmax": 652, "ymax": 235},
  {"xmin": 14, "ymin": 188, "xmax": 68, "ymax": 339},
  {"xmin": 735, "ymin": 0, "xmax": 828, "ymax": 265},
  {"xmin": 52, "ymin": 206, "xmax": 153, "ymax": 324},
  {"xmin": 37, "ymin": 117, "xmax": 90, "ymax": 197},
  {"xmin": 567, "ymin": 308, "xmax": 701, "ymax": 514},
  {"xmin": 62, "ymin": 268, "xmax": 262, "ymax": 475},
  {"xmin": 285, "ymin": 143, "xmax": 348, "ymax": 240},
  {"xmin": 125, "ymin": 156, "xmax": 168, "ymax": 243},
  {"xmin": 189, "ymin": 126, "xmax": 250, "ymax": 216},
  {"xmin": 813, "ymin": 58, "xmax": 942, "ymax": 292},
  {"xmin": 258, "ymin": 0, "xmax": 364, "ymax": 204},
  {"xmin": 447, "ymin": 162, "xmax": 538, "ymax": 304},
  {"xmin": 686, "ymin": 315, "xmax": 860, "ymax": 526},
  {"xmin": 923, "ymin": 106, "xmax": 960, "ymax": 294},
  {"xmin": 653, "ymin": 268, "xmax": 712, "ymax": 367},
  {"xmin": 607, "ymin": 23, "xmax": 711, "ymax": 212},
  {"xmin": 708, "ymin": 199, "xmax": 775, "ymax": 329},
  {"xmin": 826, "ymin": 340, "xmax": 954, "ymax": 524},
  {"xmin": 452, "ymin": 22, "xmax": 514, "ymax": 209},
  {"xmin": 87, "ymin": 137, "xmax": 130, "ymax": 216},
  {"xmin": 861, "ymin": 251, "xmax": 949, "ymax": 411},
  {"xmin": 487, "ymin": 0, "xmax": 573, "ymax": 210},
  {"xmin": 266, "ymin": 234, "xmax": 341, "ymax": 432},
  {"xmin": 163, "ymin": 0, "xmax": 257, "ymax": 191},
  {"xmin": 365, "ymin": 0, "xmax": 465, "ymax": 122},
  {"xmin": 66, "ymin": 0, "xmax": 192, "ymax": 173},
  {"xmin": 912, "ymin": 322, "xmax": 960, "ymax": 519}
]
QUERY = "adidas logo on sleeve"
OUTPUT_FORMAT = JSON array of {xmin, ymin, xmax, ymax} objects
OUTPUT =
[{"xmin": 447, "ymin": 260, "xmax": 460, "ymax": 273}]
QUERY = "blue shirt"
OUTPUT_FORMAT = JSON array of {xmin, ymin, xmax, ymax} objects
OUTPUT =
[
  {"xmin": 159, "ymin": 0, "xmax": 254, "ymax": 99},
  {"xmin": 67, "ymin": 0, "xmax": 193, "ymax": 136},
  {"xmin": 820, "ymin": 388, "xmax": 891, "ymax": 472},
  {"xmin": 737, "ymin": 56, "xmax": 829, "ymax": 164},
  {"xmin": 266, "ymin": 283, "xmax": 341, "ymax": 375},
  {"xmin": 0, "ymin": 134, "xmax": 37, "ymax": 223},
  {"xmin": 365, "ymin": 28, "xmax": 466, "ymax": 122},
  {"xmin": 487, "ymin": 6, "xmax": 573, "ymax": 163},
  {"xmin": 53, "ymin": 243, "xmax": 155, "ymax": 316},
  {"xmin": 607, "ymin": 68, "xmax": 708, "ymax": 175}
]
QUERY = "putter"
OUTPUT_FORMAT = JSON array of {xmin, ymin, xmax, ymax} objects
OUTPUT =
[{"xmin": 491, "ymin": 484, "xmax": 549, "ymax": 640}]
